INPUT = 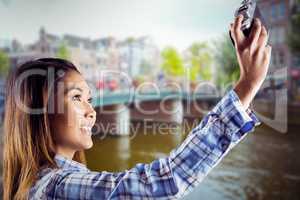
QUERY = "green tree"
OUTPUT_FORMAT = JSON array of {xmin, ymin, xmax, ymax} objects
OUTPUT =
[
  {"xmin": 288, "ymin": 0, "xmax": 300, "ymax": 54},
  {"xmin": 213, "ymin": 34, "xmax": 239, "ymax": 88},
  {"xmin": 125, "ymin": 37, "xmax": 135, "ymax": 43},
  {"xmin": 186, "ymin": 42, "xmax": 213, "ymax": 81},
  {"xmin": 56, "ymin": 42, "xmax": 70, "ymax": 60},
  {"xmin": 0, "ymin": 50, "xmax": 10, "ymax": 77},
  {"xmin": 161, "ymin": 47, "xmax": 185, "ymax": 77}
]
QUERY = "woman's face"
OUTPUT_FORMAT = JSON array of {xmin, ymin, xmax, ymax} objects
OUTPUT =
[{"xmin": 49, "ymin": 70, "xmax": 96, "ymax": 157}]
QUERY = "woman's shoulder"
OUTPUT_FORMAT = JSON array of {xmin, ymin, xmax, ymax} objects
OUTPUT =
[
  {"xmin": 29, "ymin": 155, "xmax": 90, "ymax": 199},
  {"xmin": 29, "ymin": 167, "xmax": 61, "ymax": 199}
]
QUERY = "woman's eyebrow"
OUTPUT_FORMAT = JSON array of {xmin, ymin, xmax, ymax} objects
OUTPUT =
[
  {"xmin": 64, "ymin": 86, "xmax": 83, "ymax": 94},
  {"xmin": 64, "ymin": 86, "xmax": 91, "ymax": 95}
]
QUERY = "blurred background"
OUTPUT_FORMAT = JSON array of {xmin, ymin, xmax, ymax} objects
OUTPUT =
[{"xmin": 0, "ymin": 0, "xmax": 299, "ymax": 199}]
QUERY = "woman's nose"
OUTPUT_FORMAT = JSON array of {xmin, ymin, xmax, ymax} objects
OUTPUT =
[{"xmin": 84, "ymin": 102, "xmax": 96, "ymax": 119}]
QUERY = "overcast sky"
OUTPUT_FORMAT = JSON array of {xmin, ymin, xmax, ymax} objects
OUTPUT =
[{"xmin": 0, "ymin": 0, "xmax": 241, "ymax": 51}]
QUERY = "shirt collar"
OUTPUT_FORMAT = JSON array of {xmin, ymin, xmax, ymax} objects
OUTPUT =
[{"xmin": 54, "ymin": 154, "xmax": 90, "ymax": 172}]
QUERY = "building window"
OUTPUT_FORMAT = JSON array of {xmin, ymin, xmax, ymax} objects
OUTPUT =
[
  {"xmin": 293, "ymin": 55, "xmax": 300, "ymax": 67},
  {"xmin": 270, "ymin": 50, "xmax": 285, "ymax": 68},
  {"xmin": 259, "ymin": 4, "xmax": 270, "ymax": 24},
  {"xmin": 271, "ymin": 4, "xmax": 277, "ymax": 20},
  {"xmin": 271, "ymin": 50, "xmax": 277, "ymax": 67},
  {"xmin": 269, "ymin": 27, "xmax": 286, "ymax": 45},
  {"xmin": 269, "ymin": 28, "xmax": 275, "ymax": 44},
  {"xmin": 278, "ymin": 2, "xmax": 286, "ymax": 18},
  {"xmin": 277, "ymin": 27, "xmax": 286, "ymax": 43},
  {"xmin": 270, "ymin": 2, "xmax": 286, "ymax": 21},
  {"xmin": 278, "ymin": 51, "xmax": 285, "ymax": 66}
]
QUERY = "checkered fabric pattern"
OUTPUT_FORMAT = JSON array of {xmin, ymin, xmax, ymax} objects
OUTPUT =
[{"xmin": 29, "ymin": 89, "xmax": 260, "ymax": 199}]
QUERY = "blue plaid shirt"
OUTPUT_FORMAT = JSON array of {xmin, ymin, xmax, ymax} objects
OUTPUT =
[{"xmin": 29, "ymin": 89, "xmax": 260, "ymax": 199}]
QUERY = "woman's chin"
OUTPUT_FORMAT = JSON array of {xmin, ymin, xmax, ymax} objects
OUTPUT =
[
  {"xmin": 82, "ymin": 138, "xmax": 93, "ymax": 149},
  {"xmin": 79, "ymin": 129, "xmax": 94, "ymax": 149}
]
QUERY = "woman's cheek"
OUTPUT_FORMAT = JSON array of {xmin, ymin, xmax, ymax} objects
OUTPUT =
[{"xmin": 69, "ymin": 103, "xmax": 85, "ymax": 125}]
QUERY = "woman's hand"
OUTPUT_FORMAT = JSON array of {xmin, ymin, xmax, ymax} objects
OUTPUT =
[{"xmin": 230, "ymin": 15, "xmax": 272, "ymax": 109}]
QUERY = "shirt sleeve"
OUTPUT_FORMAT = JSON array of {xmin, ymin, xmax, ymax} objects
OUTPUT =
[{"xmin": 48, "ymin": 89, "xmax": 261, "ymax": 199}]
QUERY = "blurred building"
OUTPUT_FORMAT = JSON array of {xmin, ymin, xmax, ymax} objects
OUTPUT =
[
  {"xmin": 1, "ymin": 28, "xmax": 105, "ymax": 82},
  {"xmin": 37, "ymin": 28, "xmax": 101, "ymax": 81},
  {"xmin": 258, "ymin": 0, "xmax": 300, "ymax": 101},
  {"xmin": 95, "ymin": 37, "xmax": 121, "ymax": 71},
  {"xmin": 0, "ymin": 28, "xmax": 161, "ymax": 93},
  {"xmin": 118, "ymin": 37, "xmax": 160, "ymax": 79},
  {"xmin": 0, "ymin": 39, "xmax": 14, "ymax": 53}
]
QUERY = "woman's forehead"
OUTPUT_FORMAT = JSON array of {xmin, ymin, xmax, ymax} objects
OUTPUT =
[{"xmin": 60, "ymin": 71, "xmax": 91, "ymax": 94}]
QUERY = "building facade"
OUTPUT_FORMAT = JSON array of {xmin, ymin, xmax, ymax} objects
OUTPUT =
[
  {"xmin": 0, "ymin": 28, "xmax": 162, "ymax": 93},
  {"xmin": 258, "ymin": 0, "xmax": 300, "ymax": 101}
]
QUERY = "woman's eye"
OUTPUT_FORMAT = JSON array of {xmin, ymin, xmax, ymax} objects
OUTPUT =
[
  {"xmin": 88, "ymin": 97, "xmax": 93, "ymax": 103},
  {"xmin": 72, "ymin": 94, "xmax": 81, "ymax": 101}
]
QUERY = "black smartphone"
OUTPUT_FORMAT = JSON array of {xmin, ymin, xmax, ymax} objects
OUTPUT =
[{"xmin": 230, "ymin": 0, "xmax": 268, "ymax": 46}]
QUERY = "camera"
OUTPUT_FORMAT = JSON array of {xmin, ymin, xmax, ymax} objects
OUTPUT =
[{"xmin": 230, "ymin": 0, "xmax": 268, "ymax": 45}]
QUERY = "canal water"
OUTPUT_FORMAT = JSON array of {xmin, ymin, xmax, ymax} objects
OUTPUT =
[{"xmin": 86, "ymin": 120, "xmax": 300, "ymax": 200}]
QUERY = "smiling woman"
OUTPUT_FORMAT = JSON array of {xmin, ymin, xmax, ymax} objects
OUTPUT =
[
  {"xmin": 2, "ymin": 15, "xmax": 272, "ymax": 199},
  {"xmin": 2, "ymin": 58, "xmax": 91, "ymax": 199},
  {"xmin": 48, "ymin": 69, "xmax": 96, "ymax": 159}
]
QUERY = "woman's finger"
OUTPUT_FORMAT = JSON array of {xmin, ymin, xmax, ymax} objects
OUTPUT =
[
  {"xmin": 249, "ymin": 18, "xmax": 262, "ymax": 50},
  {"xmin": 257, "ymin": 25, "xmax": 269, "ymax": 50},
  {"xmin": 233, "ymin": 15, "xmax": 245, "ymax": 46},
  {"xmin": 229, "ymin": 23, "xmax": 237, "ymax": 45},
  {"xmin": 263, "ymin": 45, "xmax": 272, "ymax": 66}
]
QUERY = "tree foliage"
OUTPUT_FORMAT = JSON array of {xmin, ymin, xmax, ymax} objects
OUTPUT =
[
  {"xmin": 161, "ymin": 46, "xmax": 185, "ymax": 77},
  {"xmin": 185, "ymin": 42, "xmax": 212, "ymax": 81},
  {"xmin": 56, "ymin": 42, "xmax": 70, "ymax": 60},
  {"xmin": 0, "ymin": 50, "xmax": 10, "ymax": 77},
  {"xmin": 288, "ymin": 0, "xmax": 300, "ymax": 54},
  {"xmin": 213, "ymin": 34, "xmax": 239, "ymax": 88}
]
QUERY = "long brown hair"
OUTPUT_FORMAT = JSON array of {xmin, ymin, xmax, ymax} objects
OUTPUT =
[{"xmin": 3, "ymin": 58, "xmax": 86, "ymax": 200}]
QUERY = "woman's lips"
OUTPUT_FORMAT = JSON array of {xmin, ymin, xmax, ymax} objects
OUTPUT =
[{"xmin": 80, "ymin": 126, "xmax": 92, "ymax": 136}]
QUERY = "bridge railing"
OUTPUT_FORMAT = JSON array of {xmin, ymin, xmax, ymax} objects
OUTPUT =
[{"xmin": 92, "ymin": 90, "xmax": 221, "ymax": 107}]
